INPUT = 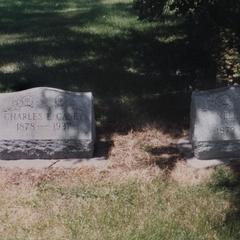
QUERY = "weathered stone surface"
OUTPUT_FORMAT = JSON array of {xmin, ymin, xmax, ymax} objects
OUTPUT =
[
  {"xmin": 0, "ymin": 87, "xmax": 95, "ymax": 159},
  {"xmin": 191, "ymin": 85, "xmax": 240, "ymax": 159},
  {"xmin": 177, "ymin": 137, "xmax": 232, "ymax": 168},
  {"xmin": 0, "ymin": 157, "xmax": 107, "ymax": 169}
]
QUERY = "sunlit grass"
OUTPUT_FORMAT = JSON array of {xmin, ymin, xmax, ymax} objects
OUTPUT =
[{"xmin": 0, "ymin": 167, "xmax": 239, "ymax": 240}]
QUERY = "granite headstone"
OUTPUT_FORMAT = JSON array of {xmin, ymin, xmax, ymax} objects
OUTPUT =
[
  {"xmin": 191, "ymin": 86, "xmax": 240, "ymax": 159},
  {"xmin": 0, "ymin": 87, "xmax": 95, "ymax": 159}
]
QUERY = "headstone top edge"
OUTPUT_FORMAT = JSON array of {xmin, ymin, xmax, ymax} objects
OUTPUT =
[
  {"xmin": 192, "ymin": 85, "xmax": 240, "ymax": 96},
  {"xmin": 1, "ymin": 87, "xmax": 93, "ymax": 97}
]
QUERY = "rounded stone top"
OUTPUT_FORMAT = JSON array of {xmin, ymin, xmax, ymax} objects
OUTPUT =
[
  {"xmin": 2, "ymin": 87, "xmax": 93, "ymax": 97},
  {"xmin": 192, "ymin": 85, "xmax": 240, "ymax": 96}
]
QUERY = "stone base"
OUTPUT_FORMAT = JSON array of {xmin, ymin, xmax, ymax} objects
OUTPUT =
[
  {"xmin": 0, "ymin": 157, "xmax": 107, "ymax": 169},
  {"xmin": 0, "ymin": 139, "xmax": 94, "ymax": 160},
  {"xmin": 193, "ymin": 140, "xmax": 240, "ymax": 159},
  {"xmin": 177, "ymin": 138, "xmax": 239, "ymax": 168}
]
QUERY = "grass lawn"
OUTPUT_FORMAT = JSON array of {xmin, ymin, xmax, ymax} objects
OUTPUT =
[
  {"xmin": 0, "ymin": 166, "xmax": 240, "ymax": 240},
  {"xmin": 0, "ymin": 0, "xmax": 190, "ymax": 134},
  {"xmin": 1, "ymin": 0, "xmax": 240, "ymax": 239}
]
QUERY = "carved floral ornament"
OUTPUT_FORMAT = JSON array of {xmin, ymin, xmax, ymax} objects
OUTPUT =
[
  {"xmin": 3, "ymin": 95, "xmax": 34, "ymax": 112},
  {"xmin": 3, "ymin": 94, "xmax": 73, "ymax": 112},
  {"xmin": 200, "ymin": 94, "xmax": 235, "ymax": 111}
]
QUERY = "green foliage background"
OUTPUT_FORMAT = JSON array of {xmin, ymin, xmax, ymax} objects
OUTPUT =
[{"xmin": 134, "ymin": 0, "xmax": 240, "ymax": 86}]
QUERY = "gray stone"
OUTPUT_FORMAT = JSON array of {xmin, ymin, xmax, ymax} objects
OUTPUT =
[
  {"xmin": 0, "ymin": 157, "xmax": 107, "ymax": 169},
  {"xmin": 177, "ymin": 137, "xmax": 235, "ymax": 168},
  {"xmin": 191, "ymin": 85, "xmax": 240, "ymax": 159},
  {"xmin": 0, "ymin": 87, "xmax": 95, "ymax": 159}
]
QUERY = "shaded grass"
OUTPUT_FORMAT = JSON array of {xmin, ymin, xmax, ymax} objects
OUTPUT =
[
  {"xmin": 0, "ymin": 167, "xmax": 239, "ymax": 239},
  {"xmin": 0, "ymin": 0, "xmax": 190, "ymax": 134}
]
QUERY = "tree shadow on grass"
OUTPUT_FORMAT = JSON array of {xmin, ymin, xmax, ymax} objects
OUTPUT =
[
  {"xmin": 0, "ymin": 0, "xmax": 202, "ymax": 162},
  {"xmin": 145, "ymin": 145, "xmax": 183, "ymax": 172}
]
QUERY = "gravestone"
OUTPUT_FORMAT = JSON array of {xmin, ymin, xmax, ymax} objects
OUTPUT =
[
  {"xmin": 190, "ymin": 86, "xmax": 240, "ymax": 159},
  {"xmin": 0, "ymin": 87, "xmax": 95, "ymax": 159}
]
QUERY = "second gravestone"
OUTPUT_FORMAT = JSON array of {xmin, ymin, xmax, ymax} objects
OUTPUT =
[
  {"xmin": 191, "ymin": 86, "xmax": 240, "ymax": 159},
  {"xmin": 0, "ymin": 87, "xmax": 95, "ymax": 159}
]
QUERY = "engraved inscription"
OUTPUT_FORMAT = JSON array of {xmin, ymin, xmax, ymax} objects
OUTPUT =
[
  {"xmin": 1, "ymin": 94, "xmax": 84, "ymax": 133},
  {"xmin": 17, "ymin": 122, "xmax": 36, "ymax": 132},
  {"xmin": 216, "ymin": 110, "xmax": 235, "ymax": 136},
  {"xmin": 202, "ymin": 94, "xmax": 234, "ymax": 111},
  {"xmin": 4, "ymin": 112, "xmax": 43, "ymax": 121},
  {"xmin": 215, "ymin": 95, "xmax": 232, "ymax": 108},
  {"xmin": 0, "ymin": 87, "xmax": 95, "ymax": 159},
  {"xmin": 222, "ymin": 111, "xmax": 235, "ymax": 122},
  {"xmin": 53, "ymin": 122, "xmax": 70, "ymax": 130},
  {"xmin": 4, "ymin": 95, "xmax": 35, "ymax": 112},
  {"xmin": 190, "ymin": 86, "xmax": 240, "ymax": 159},
  {"xmin": 216, "ymin": 126, "xmax": 234, "ymax": 135},
  {"xmin": 55, "ymin": 95, "xmax": 65, "ymax": 106},
  {"xmin": 201, "ymin": 95, "xmax": 236, "ymax": 137}
]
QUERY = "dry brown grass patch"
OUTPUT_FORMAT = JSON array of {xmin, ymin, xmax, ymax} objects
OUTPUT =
[{"xmin": 0, "ymin": 127, "xmax": 213, "ymax": 187}]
